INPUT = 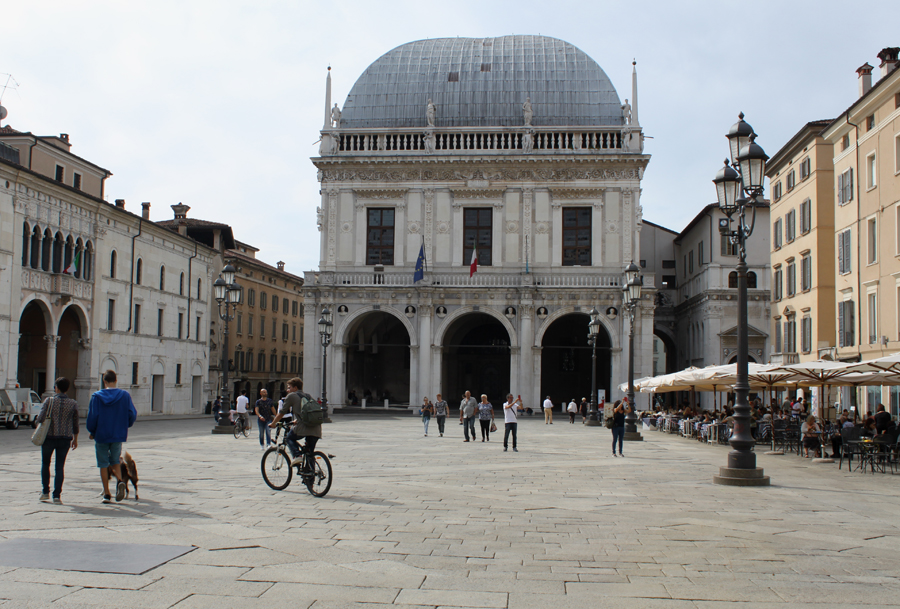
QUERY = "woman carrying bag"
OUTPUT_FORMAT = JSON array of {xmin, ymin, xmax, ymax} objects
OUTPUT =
[
  {"xmin": 421, "ymin": 397, "xmax": 434, "ymax": 436},
  {"xmin": 35, "ymin": 377, "xmax": 79, "ymax": 504}
]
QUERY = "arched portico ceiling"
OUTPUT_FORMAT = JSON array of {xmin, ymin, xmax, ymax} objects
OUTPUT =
[
  {"xmin": 20, "ymin": 297, "xmax": 54, "ymax": 330},
  {"xmin": 334, "ymin": 305, "xmax": 417, "ymax": 347},
  {"xmin": 434, "ymin": 306, "xmax": 517, "ymax": 348},
  {"xmin": 535, "ymin": 307, "xmax": 617, "ymax": 349},
  {"xmin": 58, "ymin": 302, "xmax": 91, "ymax": 336}
]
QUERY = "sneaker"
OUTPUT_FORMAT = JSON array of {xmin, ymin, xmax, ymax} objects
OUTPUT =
[
  {"xmin": 619, "ymin": 453, "xmax": 624, "ymax": 457},
  {"xmin": 612, "ymin": 453, "xmax": 617, "ymax": 457},
  {"xmin": 290, "ymin": 456, "xmax": 304, "ymax": 467},
  {"xmin": 504, "ymin": 447, "xmax": 508, "ymax": 451},
  {"xmin": 53, "ymin": 497, "xmax": 63, "ymax": 505},
  {"xmin": 115, "ymin": 480, "xmax": 126, "ymax": 502},
  {"xmin": 513, "ymin": 448, "xmax": 518, "ymax": 452},
  {"xmin": 102, "ymin": 495, "xmax": 112, "ymax": 504},
  {"xmin": 440, "ymin": 433, "xmax": 443, "ymax": 437},
  {"xmin": 39, "ymin": 493, "xmax": 50, "ymax": 502}
]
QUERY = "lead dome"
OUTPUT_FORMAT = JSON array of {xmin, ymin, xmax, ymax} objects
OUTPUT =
[{"xmin": 339, "ymin": 35, "xmax": 625, "ymax": 129}]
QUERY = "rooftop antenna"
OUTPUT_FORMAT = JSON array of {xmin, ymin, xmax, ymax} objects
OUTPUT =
[{"xmin": 0, "ymin": 73, "xmax": 19, "ymax": 126}]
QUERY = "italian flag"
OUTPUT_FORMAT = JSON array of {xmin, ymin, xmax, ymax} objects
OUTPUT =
[
  {"xmin": 65, "ymin": 250, "xmax": 80, "ymax": 276},
  {"xmin": 469, "ymin": 246, "xmax": 478, "ymax": 278}
]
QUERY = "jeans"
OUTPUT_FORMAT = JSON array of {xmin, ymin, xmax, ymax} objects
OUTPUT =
[
  {"xmin": 41, "ymin": 437, "xmax": 71, "ymax": 498},
  {"xmin": 463, "ymin": 416, "xmax": 476, "ymax": 440},
  {"xmin": 612, "ymin": 426, "xmax": 625, "ymax": 454},
  {"xmin": 479, "ymin": 419, "xmax": 491, "ymax": 440},
  {"xmin": 504, "ymin": 422, "xmax": 517, "ymax": 449},
  {"xmin": 286, "ymin": 428, "xmax": 318, "ymax": 463},
  {"xmin": 258, "ymin": 418, "xmax": 272, "ymax": 446},
  {"xmin": 436, "ymin": 415, "xmax": 446, "ymax": 434},
  {"xmin": 423, "ymin": 416, "xmax": 431, "ymax": 435}
]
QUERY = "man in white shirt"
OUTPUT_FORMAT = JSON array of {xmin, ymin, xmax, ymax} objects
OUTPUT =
[
  {"xmin": 543, "ymin": 396, "xmax": 554, "ymax": 424},
  {"xmin": 235, "ymin": 390, "xmax": 250, "ymax": 430},
  {"xmin": 503, "ymin": 394, "xmax": 520, "ymax": 452}
]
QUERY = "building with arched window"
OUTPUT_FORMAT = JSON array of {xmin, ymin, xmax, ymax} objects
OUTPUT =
[{"xmin": 303, "ymin": 36, "xmax": 653, "ymax": 411}]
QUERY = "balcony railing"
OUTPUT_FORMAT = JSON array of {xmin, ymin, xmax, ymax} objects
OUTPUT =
[
  {"xmin": 22, "ymin": 268, "xmax": 94, "ymax": 300},
  {"xmin": 0, "ymin": 142, "xmax": 20, "ymax": 164},
  {"xmin": 323, "ymin": 270, "xmax": 643, "ymax": 289},
  {"xmin": 327, "ymin": 125, "xmax": 635, "ymax": 157}
]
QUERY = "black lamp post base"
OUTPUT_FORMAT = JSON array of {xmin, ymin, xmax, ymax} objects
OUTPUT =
[
  {"xmin": 713, "ymin": 467, "xmax": 770, "ymax": 487},
  {"xmin": 584, "ymin": 419, "xmax": 603, "ymax": 427},
  {"xmin": 624, "ymin": 431, "xmax": 643, "ymax": 442},
  {"xmin": 211, "ymin": 410, "xmax": 235, "ymax": 434}
]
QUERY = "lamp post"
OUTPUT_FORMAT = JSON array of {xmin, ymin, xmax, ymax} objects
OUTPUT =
[
  {"xmin": 585, "ymin": 308, "xmax": 602, "ymax": 426},
  {"xmin": 711, "ymin": 113, "xmax": 770, "ymax": 486},
  {"xmin": 622, "ymin": 262, "xmax": 643, "ymax": 441},
  {"xmin": 211, "ymin": 264, "xmax": 242, "ymax": 434},
  {"xmin": 318, "ymin": 306, "xmax": 334, "ymax": 423}
]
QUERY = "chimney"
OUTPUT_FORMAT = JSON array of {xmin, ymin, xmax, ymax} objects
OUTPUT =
[
  {"xmin": 877, "ymin": 47, "xmax": 900, "ymax": 78},
  {"xmin": 857, "ymin": 63, "xmax": 873, "ymax": 97},
  {"xmin": 277, "ymin": 261, "xmax": 285, "ymax": 271},
  {"xmin": 141, "ymin": 202, "xmax": 151, "ymax": 220},
  {"xmin": 171, "ymin": 203, "xmax": 190, "ymax": 219},
  {"xmin": 59, "ymin": 133, "xmax": 69, "ymax": 143},
  {"xmin": 115, "ymin": 199, "xmax": 126, "ymax": 209}
]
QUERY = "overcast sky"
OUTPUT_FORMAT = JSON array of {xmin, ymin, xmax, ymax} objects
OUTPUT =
[{"xmin": 2, "ymin": 1, "xmax": 896, "ymax": 274}]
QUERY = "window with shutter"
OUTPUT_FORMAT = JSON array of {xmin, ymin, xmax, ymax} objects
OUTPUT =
[
  {"xmin": 839, "ymin": 302, "xmax": 845, "ymax": 347},
  {"xmin": 800, "ymin": 200, "xmax": 811, "ymax": 234},
  {"xmin": 775, "ymin": 320, "xmax": 783, "ymax": 352}
]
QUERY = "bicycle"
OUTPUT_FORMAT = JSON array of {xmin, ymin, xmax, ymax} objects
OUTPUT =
[
  {"xmin": 233, "ymin": 413, "xmax": 251, "ymax": 439},
  {"xmin": 261, "ymin": 421, "xmax": 333, "ymax": 497}
]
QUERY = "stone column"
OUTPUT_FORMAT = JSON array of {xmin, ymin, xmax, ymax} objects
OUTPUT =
[
  {"xmin": 431, "ymin": 344, "xmax": 442, "ymax": 404},
  {"xmin": 44, "ymin": 335, "xmax": 60, "ymax": 398},
  {"xmin": 408, "ymin": 345, "xmax": 419, "ymax": 409},
  {"xmin": 331, "ymin": 344, "xmax": 346, "ymax": 411},
  {"xmin": 519, "ymin": 306, "xmax": 534, "ymax": 401},
  {"xmin": 7, "ymin": 334, "xmax": 22, "ymax": 390},
  {"xmin": 418, "ymin": 308, "xmax": 432, "ymax": 401},
  {"xmin": 531, "ymin": 346, "xmax": 542, "ymax": 415}
]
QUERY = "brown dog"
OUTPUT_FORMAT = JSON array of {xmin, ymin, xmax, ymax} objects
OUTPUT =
[{"xmin": 106, "ymin": 451, "xmax": 139, "ymax": 500}]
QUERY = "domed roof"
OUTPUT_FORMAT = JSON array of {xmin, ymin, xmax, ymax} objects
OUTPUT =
[{"xmin": 339, "ymin": 36, "xmax": 623, "ymax": 129}]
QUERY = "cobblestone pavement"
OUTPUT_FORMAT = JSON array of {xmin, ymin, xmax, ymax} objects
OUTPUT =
[{"xmin": 1, "ymin": 415, "xmax": 900, "ymax": 608}]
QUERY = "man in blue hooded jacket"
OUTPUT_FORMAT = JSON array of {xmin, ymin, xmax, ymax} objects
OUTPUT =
[{"xmin": 87, "ymin": 370, "xmax": 137, "ymax": 503}]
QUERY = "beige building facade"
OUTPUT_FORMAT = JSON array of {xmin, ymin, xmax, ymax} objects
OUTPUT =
[{"xmin": 766, "ymin": 121, "xmax": 835, "ymax": 364}]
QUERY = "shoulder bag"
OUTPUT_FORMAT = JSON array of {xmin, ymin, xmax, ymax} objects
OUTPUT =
[{"xmin": 31, "ymin": 397, "xmax": 55, "ymax": 446}]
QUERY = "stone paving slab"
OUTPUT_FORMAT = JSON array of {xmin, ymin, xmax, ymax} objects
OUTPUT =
[{"xmin": 3, "ymin": 416, "xmax": 900, "ymax": 608}]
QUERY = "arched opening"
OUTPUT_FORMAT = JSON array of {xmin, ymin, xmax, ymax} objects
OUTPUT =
[
  {"xmin": 197, "ymin": 278, "xmax": 202, "ymax": 299},
  {"xmin": 728, "ymin": 271, "xmax": 737, "ymax": 288},
  {"xmin": 136, "ymin": 258, "xmax": 143, "ymax": 284},
  {"xmin": 441, "ymin": 313, "xmax": 510, "ymax": 405},
  {"xmin": 179, "ymin": 272, "xmax": 185, "ymax": 296},
  {"xmin": 256, "ymin": 381, "xmax": 263, "ymax": 399},
  {"xmin": 42, "ymin": 229, "xmax": 52, "ymax": 271},
  {"xmin": 30, "ymin": 226, "xmax": 41, "ymax": 269},
  {"xmin": 159, "ymin": 265, "xmax": 166, "ymax": 291},
  {"xmin": 63, "ymin": 236, "xmax": 74, "ymax": 274},
  {"xmin": 18, "ymin": 301, "xmax": 50, "ymax": 394},
  {"xmin": 22, "ymin": 222, "xmax": 30, "ymax": 267},
  {"xmin": 110, "ymin": 250, "xmax": 117, "ymax": 278},
  {"xmin": 747, "ymin": 271, "xmax": 757, "ymax": 288},
  {"xmin": 345, "ymin": 311, "xmax": 412, "ymax": 405},
  {"xmin": 73, "ymin": 238, "xmax": 84, "ymax": 278},
  {"xmin": 83, "ymin": 241, "xmax": 94, "ymax": 281},
  {"xmin": 540, "ymin": 313, "xmax": 610, "ymax": 407},
  {"xmin": 279, "ymin": 382, "xmax": 286, "ymax": 399},
  {"xmin": 56, "ymin": 306, "xmax": 85, "ymax": 402}
]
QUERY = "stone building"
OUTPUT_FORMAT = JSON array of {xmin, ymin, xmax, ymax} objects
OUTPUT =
[
  {"xmin": 302, "ymin": 36, "xmax": 653, "ymax": 410},
  {"xmin": 0, "ymin": 125, "xmax": 215, "ymax": 414}
]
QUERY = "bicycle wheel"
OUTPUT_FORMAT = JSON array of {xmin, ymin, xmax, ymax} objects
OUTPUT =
[
  {"xmin": 242, "ymin": 422, "xmax": 251, "ymax": 438},
  {"xmin": 306, "ymin": 451, "xmax": 332, "ymax": 497},
  {"xmin": 261, "ymin": 448, "xmax": 292, "ymax": 490},
  {"xmin": 233, "ymin": 420, "xmax": 242, "ymax": 439}
]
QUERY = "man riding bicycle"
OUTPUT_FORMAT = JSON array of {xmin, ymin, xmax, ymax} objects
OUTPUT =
[{"xmin": 270, "ymin": 377, "xmax": 321, "ymax": 469}]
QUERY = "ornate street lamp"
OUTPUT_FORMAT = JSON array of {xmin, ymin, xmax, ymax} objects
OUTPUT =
[
  {"xmin": 585, "ymin": 307, "xmax": 602, "ymax": 426},
  {"xmin": 711, "ymin": 113, "xmax": 770, "ymax": 486},
  {"xmin": 622, "ymin": 262, "xmax": 643, "ymax": 440},
  {"xmin": 318, "ymin": 306, "xmax": 334, "ymax": 423},
  {"xmin": 211, "ymin": 264, "xmax": 242, "ymax": 434}
]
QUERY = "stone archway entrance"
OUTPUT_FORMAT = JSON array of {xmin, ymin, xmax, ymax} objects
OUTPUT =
[
  {"xmin": 344, "ymin": 312, "xmax": 411, "ymax": 406},
  {"xmin": 540, "ymin": 313, "xmax": 611, "ymax": 407},
  {"xmin": 441, "ymin": 313, "xmax": 511, "ymax": 405},
  {"xmin": 17, "ymin": 301, "xmax": 50, "ymax": 395},
  {"xmin": 56, "ymin": 306, "xmax": 85, "ymax": 402}
]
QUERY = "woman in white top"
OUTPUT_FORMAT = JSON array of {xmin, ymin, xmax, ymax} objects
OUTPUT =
[
  {"xmin": 800, "ymin": 414, "xmax": 821, "ymax": 458},
  {"xmin": 567, "ymin": 399, "xmax": 578, "ymax": 424},
  {"xmin": 503, "ymin": 394, "xmax": 521, "ymax": 452}
]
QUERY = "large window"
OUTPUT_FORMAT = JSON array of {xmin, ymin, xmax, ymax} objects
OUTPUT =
[
  {"xmin": 107, "ymin": 299, "xmax": 115, "ymax": 331},
  {"xmin": 838, "ymin": 230, "xmax": 852, "ymax": 274},
  {"xmin": 866, "ymin": 153, "xmax": 877, "ymax": 189},
  {"xmin": 786, "ymin": 169, "xmax": 796, "ymax": 192},
  {"xmin": 774, "ymin": 318, "xmax": 783, "ymax": 353},
  {"xmin": 463, "ymin": 208, "xmax": 492, "ymax": 266},
  {"xmin": 773, "ymin": 181, "xmax": 782, "ymax": 201},
  {"xmin": 867, "ymin": 217, "xmax": 877, "ymax": 264},
  {"xmin": 272, "ymin": 295, "xmax": 279, "ymax": 313},
  {"xmin": 720, "ymin": 234, "xmax": 737, "ymax": 256},
  {"xmin": 786, "ymin": 261, "xmax": 796, "ymax": 297},
  {"xmin": 801, "ymin": 316, "xmax": 812, "ymax": 354},
  {"xmin": 868, "ymin": 292, "xmax": 878, "ymax": 344},
  {"xmin": 773, "ymin": 218, "xmax": 783, "ymax": 249},
  {"xmin": 785, "ymin": 209, "xmax": 796, "ymax": 243},
  {"xmin": 562, "ymin": 207, "xmax": 591, "ymax": 266},
  {"xmin": 800, "ymin": 199, "xmax": 811, "ymax": 234},
  {"xmin": 838, "ymin": 168, "xmax": 853, "ymax": 205},
  {"xmin": 838, "ymin": 300, "xmax": 855, "ymax": 347},
  {"xmin": 773, "ymin": 268, "xmax": 783, "ymax": 301},
  {"xmin": 784, "ymin": 317, "xmax": 796, "ymax": 353},
  {"xmin": 799, "ymin": 157, "xmax": 811, "ymax": 180},
  {"xmin": 366, "ymin": 208, "xmax": 395, "ymax": 265},
  {"xmin": 801, "ymin": 254, "xmax": 811, "ymax": 292}
]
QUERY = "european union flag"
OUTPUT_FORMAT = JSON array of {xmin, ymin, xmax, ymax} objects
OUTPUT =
[{"xmin": 413, "ymin": 243, "xmax": 426, "ymax": 282}]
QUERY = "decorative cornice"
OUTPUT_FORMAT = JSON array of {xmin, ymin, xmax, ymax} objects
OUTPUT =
[
  {"xmin": 549, "ymin": 188, "xmax": 606, "ymax": 199},
  {"xmin": 320, "ymin": 165, "xmax": 645, "ymax": 184},
  {"xmin": 450, "ymin": 188, "xmax": 506, "ymax": 199},
  {"xmin": 353, "ymin": 188, "xmax": 408, "ymax": 199}
]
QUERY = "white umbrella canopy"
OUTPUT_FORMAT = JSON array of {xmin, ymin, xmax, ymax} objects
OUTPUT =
[
  {"xmin": 840, "ymin": 352, "xmax": 900, "ymax": 376},
  {"xmin": 766, "ymin": 360, "xmax": 856, "ymax": 383}
]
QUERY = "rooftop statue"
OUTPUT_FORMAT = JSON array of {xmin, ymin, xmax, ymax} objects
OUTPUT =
[
  {"xmin": 331, "ymin": 103, "xmax": 342, "ymax": 128},
  {"xmin": 622, "ymin": 99, "xmax": 631, "ymax": 125},
  {"xmin": 426, "ymin": 99, "xmax": 436, "ymax": 127},
  {"xmin": 523, "ymin": 97, "xmax": 533, "ymax": 126},
  {"xmin": 522, "ymin": 129, "xmax": 534, "ymax": 154}
]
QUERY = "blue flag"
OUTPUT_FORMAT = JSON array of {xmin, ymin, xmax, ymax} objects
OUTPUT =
[{"xmin": 413, "ymin": 243, "xmax": 426, "ymax": 282}]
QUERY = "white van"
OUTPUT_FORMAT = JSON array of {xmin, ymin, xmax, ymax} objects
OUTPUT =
[{"xmin": 0, "ymin": 388, "xmax": 44, "ymax": 429}]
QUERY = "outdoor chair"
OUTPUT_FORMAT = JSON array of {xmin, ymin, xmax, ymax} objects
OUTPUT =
[
  {"xmin": 756, "ymin": 421, "xmax": 772, "ymax": 445},
  {"xmin": 771, "ymin": 419, "xmax": 788, "ymax": 452},
  {"xmin": 839, "ymin": 426, "xmax": 862, "ymax": 471}
]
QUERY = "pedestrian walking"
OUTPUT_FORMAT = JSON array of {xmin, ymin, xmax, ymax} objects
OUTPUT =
[
  {"xmin": 460, "ymin": 391, "xmax": 477, "ymax": 441},
  {"xmin": 421, "ymin": 397, "xmax": 434, "ymax": 436},
  {"xmin": 212, "ymin": 396, "xmax": 222, "ymax": 423},
  {"xmin": 477, "ymin": 394, "xmax": 494, "ymax": 441},
  {"xmin": 433, "ymin": 393, "xmax": 448, "ymax": 437},
  {"xmin": 235, "ymin": 390, "xmax": 250, "ymax": 430},
  {"xmin": 567, "ymin": 399, "xmax": 577, "ymax": 423},
  {"xmin": 86, "ymin": 370, "xmax": 137, "ymax": 504},
  {"xmin": 611, "ymin": 400, "xmax": 625, "ymax": 457},
  {"xmin": 580, "ymin": 398, "xmax": 589, "ymax": 424},
  {"xmin": 255, "ymin": 389, "xmax": 276, "ymax": 449},
  {"xmin": 36, "ymin": 377, "xmax": 79, "ymax": 504},
  {"xmin": 503, "ymin": 393, "xmax": 520, "ymax": 452},
  {"xmin": 543, "ymin": 396, "xmax": 554, "ymax": 424}
]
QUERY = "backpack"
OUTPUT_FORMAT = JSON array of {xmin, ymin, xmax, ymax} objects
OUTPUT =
[{"xmin": 295, "ymin": 392, "xmax": 324, "ymax": 426}]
